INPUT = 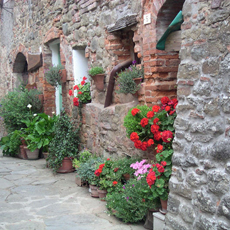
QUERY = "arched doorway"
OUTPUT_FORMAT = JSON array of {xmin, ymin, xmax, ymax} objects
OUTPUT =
[{"xmin": 12, "ymin": 52, "xmax": 28, "ymax": 88}]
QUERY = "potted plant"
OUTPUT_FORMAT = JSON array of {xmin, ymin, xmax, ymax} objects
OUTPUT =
[
  {"xmin": 116, "ymin": 61, "xmax": 144, "ymax": 95},
  {"xmin": 47, "ymin": 111, "xmax": 80, "ymax": 172},
  {"xmin": 44, "ymin": 64, "xmax": 65, "ymax": 87},
  {"xmin": 88, "ymin": 66, "xmax": 105, "ymax": 91},
  {"xmin": 16, "ymin": 111, "xmax": 58, "ymax": 160},
  {"xmin": 123, "ymin": 96, "xmax": 178, "ymax": 214},
  {"xmin": 106, "ymin": 176, "xmax": 160, "ymax": 223},
  {"xmin": 76, "ymin": 156, "xmax": 104, "ymax": 197},
  {"xmin": 113, "ymin": 157, "xmax": 140, "ymax": 181},
  {"xmin": 69, "ymin": 76, "xmax": 91, "ymax": 107},
  {"xmin": 73, "ymin": 149, "xmax": 92, "ymax": 186}
]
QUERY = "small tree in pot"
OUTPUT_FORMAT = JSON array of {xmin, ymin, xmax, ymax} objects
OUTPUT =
[{"xmin": 47, "ymin": 111, "xmax": 80, "ymax": 172}]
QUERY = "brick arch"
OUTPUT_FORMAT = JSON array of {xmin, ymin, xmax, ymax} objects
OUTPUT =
[
  {"xmin": 139, "ymin": 0, "xmax": 185, "ymax": 106},
  {"xmin": 13, "ymin": 52, "xmax": 27, "ymax": 73},
  {"xmin": 156, "ymin": 0, "xmax": 185, "ymax": 41}
]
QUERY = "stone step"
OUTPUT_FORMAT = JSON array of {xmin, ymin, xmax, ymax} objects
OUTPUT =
[{"xmin": 153, "ymin": 212, "xmax": 166, "ymax": 230}]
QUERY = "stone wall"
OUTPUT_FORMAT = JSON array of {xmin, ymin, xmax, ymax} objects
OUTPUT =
[{"xmin": 165, "ymin": 1, "xmax": 230, "ymax": 229}]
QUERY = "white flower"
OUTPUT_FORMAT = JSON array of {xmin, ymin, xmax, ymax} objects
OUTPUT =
[
  {"xmin": 27, "ymin": 104, "xmax": 32, "ymax": 109},
  {"xmin": 48, "ymin": 115, "xmax": 50, "ymax": 120},
  {"xmin": 52, "ymin": 111, "xmax": 55, "ymax": 114},
  {"xmin": 33, "ymin": 114, "xmax": 37, "ymax": 116}
]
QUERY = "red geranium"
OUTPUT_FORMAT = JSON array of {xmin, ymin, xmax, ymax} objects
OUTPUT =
[
  {"xmin": 156, "ymin": 144, "xmax": 163, "ymax": 153},
  {"xmin": 152, "ymin": 105, "xmax": 160, "ymax": 113},
  {"xmin": 113, "ymin": 181, "xmax": 118, "ymax": 186},
  {"xmin": 69, "ymin": 90, "xmax": 73, "ymax": 96},
  {"xmin": 83, "ymin": 76, "xmax": 87, "ymax": 80},
  {"xmin": 78, "ymin": 91, "xmax": 82, "ymax": 94},
  {"xmin": 151, "ymin": 124, "xmax": 159, "ymax": 134},
  {"xmin": 146, "ymin": 171, "xmax": 156, "ymax": 188},
  {"xmin": 165, "ymin": 106, "xmax": 171, "ymax": 112},
  {"xmin": 161, "ymin": 130, "xmax": 173, "ymax": 143},
  {"xmin": 147, "ymin": 139, "xmax": 154, "ymax": 147},
  {"xmin": 134, "ymin": 140, "xmax": 142, "ymax": 149},
  {"xmin": 131, "ymin": 108, "xmax": 140, "ymax": 116},
  {"xmin": 161, "ymin": 96, "xmax": 170, "ymax": 105},
  {"xmin": 81, "ymin": 80, "xmax": 85, "ymax": 85},
  {"xmin": 140, "ymin": 118, "xmax": 149, "ymax": 127},
  {"xmin": 154, "ymin": 132, "xmax": 162, "ymax": 141},
  {"xmin": 147, "ymin": 111, "xmax": 154, "ymax": 118},
  {"xmin": 130, "ymin": 132, "xmax": 139, "ymax": 142},
  {"xmin": 156, "ymin": 164, "xmax": 165, "ymax": 173},
  {"xmin": 140, "ymin": 142, "xmax": 148, "ymax": 151},
  {"xmin": 153, "ymin": 118, "xmax": 159, "ymax": 124},
  {"xmin": 107, "ymin": 158, "xmax": 110, "ymax": 161},
  {"xmin": 73, "ymin": 97, "xmax": 79, "ymax": 107},
  {"xmin": 169, "ymin": 110, "xmax": 176, "ymax": 115},
  {"xmin": 161, "ymin": 161, "xmax": 167, "ymax": 166},
  {"xmin": 114, "ymin": 168, "xmax": 119, "ymax": 172},
  {"xmin": 94, "ymin": 169, "xmax": 100, "ymax": 177},
  {"xmin": 73, "ymin": 85, "xmax": 79, "ymax": 90}
]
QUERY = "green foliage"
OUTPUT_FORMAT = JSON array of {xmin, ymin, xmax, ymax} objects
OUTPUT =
[
  {"xmin": 88, "ymin": 66, "xmax": 105, "ymax": 76},
  {"xmin": 47, "ymin": 111, "xmax": 80, "ymax": 172},
  {"xmin": 16, "ymin": 113, "xmax": 58, "ymax": 152},
  {"xmin": 123, "ymin": 105, "xmax": 151, "ymax": 139},
  {"xmin": 0, "ymin": 132, "xmax": 21, "ymax": 157},
  {"xmin": 44, "ymin": 64, "xmax": 64, "ymax": 87},
  {"xmin": 0, "ymin": 88, "xmax": 43, "ymax": 132},
  {"xmin": 77, "ymin": 157, "xmax": 104, "ymax": 186},
  {"xmin": 116, "ymin": 64, "xmax": 144, "ymax": 94},
  {"xmin": 77, "ymin": 82, "xmax": 91, "ymax": 104},
  {"xmin": 106, "ymin": 177, "xmax": 160, "ymax": 223},
  {"xmin": 72, "ymin": 149, "xmax": 92, "ymax": 169}
]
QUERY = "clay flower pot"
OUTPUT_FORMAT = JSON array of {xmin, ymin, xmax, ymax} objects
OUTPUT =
[
  {"xmin": 24, "ymin": 147, "xmax": 39, "ymax": 160},
  {"xmin": 91, "ymin": 74, "xmax": 105, "ymax": 91},
  {"xmin": 97, "ymin": 189, "xmax": 107, "ymax": 200},
  {"xmin": 57, "ymin": 157, "xmax": 75, "ymax": 173},
  {"xmin": 159, "ymin": 198, "xmax": 168, "ymax": 215},
  {"xmin": 89, "ymin": 184, "xmax": 99, "ymax": 198}
]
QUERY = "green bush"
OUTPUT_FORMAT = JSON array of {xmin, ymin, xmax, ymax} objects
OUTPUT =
[
  {"xmin": 0, "ymin": 132, "xmax": 21, "ymax": 157},
  {"xmin": 44, "ymin": 64, "xmax": 64, "ymax": 87},
  {"xmin": 106, "ymin": 177, "xmax": 160, "ymax": 223},
  {"xmin": 88, "ymin": 66, "xmax": 105, "ymax": 76},
  {"xmin": 47, "ymin": 111, "xmax": 80, "ymax": 172},
  {"xmin": 0, "ymin": 87, "xmax": 43, "ymax": 132},
  {"xmin": 116, "ymin": 64, "xmax": 144, "ymax": 95}
]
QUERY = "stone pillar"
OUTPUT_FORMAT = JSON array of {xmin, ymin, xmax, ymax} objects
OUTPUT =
[{"xmin": 165, "ymin": 1, "xmax": 230, "ymax": 229}]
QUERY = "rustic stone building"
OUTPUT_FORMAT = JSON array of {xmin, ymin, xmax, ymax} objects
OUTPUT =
[{"xmin": 0, "ymin": 0, "xmax": 230, "ymax": 229}]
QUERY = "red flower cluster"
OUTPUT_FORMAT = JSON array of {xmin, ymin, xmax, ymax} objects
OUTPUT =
[
  {"xmin": 140, "ymin": 118, "xmax": 148, "ymax": 127},
  {"xmin": 114, "ymin": 167, "xmax": 119, "ymax": 172},
  {"xmin": 131, "ymin": 108, "xmax": 140, "ymax": 116},
  {"xmin": 94, "ymin": 163, "xmax": 105, "ymax": 177},
  {"xmin": 146, "ymin": 171, "xmax": 156, "ymax": 188},
  {"xmin": 73, "ymin": 97, "xmax": 79, "ymax": 107},
  {"xmin": 161, "ymin": 130, "xmax": 173, "ymax": 143},
  {"xmin": 161, "ymin": 96, "xmax": 177, "ymax": 115},
  {"xmin": 113, "ymin": 181, "xmax": 118, "ymax": 186},
  {"xmin": 156, "ymin": 144, "xmax": 163, "ymax": 153},
  {"xmin": 130, "ymin": 132, "xmax": 139, "ymax": 142},
  {"xmin": 69, "ymin": 90, "xmax": 73, "ymax": 96}
]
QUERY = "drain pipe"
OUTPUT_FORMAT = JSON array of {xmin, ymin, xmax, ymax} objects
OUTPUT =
[{"xmin": 104, "ymin": 57, "xmax": 133, "ymax": 108}]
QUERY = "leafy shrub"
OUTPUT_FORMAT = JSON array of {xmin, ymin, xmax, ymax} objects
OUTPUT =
[
  {"xmin": 106, "ymin": 177, "xmax": 160, "ymax": 223},
  {"xmin": 0, "ymin": 132, "xmax": 21, "ymax": 157},
  {"xmin": 116, "ymin": 64, "xmax": 144, "ymax": 94},
  {"xmin": 44, "ymin": 64, "xmax": 64, "ymax": 87},
  {"xmin": 0, "ymin": 87, "xmax": 43, "ymax": 132},
  {"xmin": 47, "ymin": 111, "xmax": 80, "ymax": 172},
  {"xmin": 88, "ymin": 66, "xmax": 105, "ymax": 76}
]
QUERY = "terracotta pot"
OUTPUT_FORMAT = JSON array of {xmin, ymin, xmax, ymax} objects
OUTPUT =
[
  {"xmin": 18, "ymin": 145, "xmax": 28, "ymax": 159},
  {"xmin": 89, "ymin": 184, "xmax": 99, "ymax": 198},
  {"xmin": 24, "ymin": 147, "xmax": 39, "ymax": 160},
  {"xmin": 43, "ymin": 152, "xmax": 49, "ymax": 159},
  {"xmin": 97, "ymin": 189, "xmax": 107, "ymax": 200},
  {"xmin": 123, "ymin": 173, "xmax": 131, "ymax": 181},
  {"xmin": 60, "ymin": 69, "xmax": 67, "ymax": 83},
  {"xmin": 160, "ymin": 198, "xmax": 168, "ymax": 215},
  {"xmin": 57, "ymin": 157, "xmax": 75, "ymax": 173},
  {"xmin": 134, "ymin": 77, "xmax": 142, "ymax": 85},
  {"xmin": 91, "ymin": 74, "xmax": 105, "ymax": 91}
]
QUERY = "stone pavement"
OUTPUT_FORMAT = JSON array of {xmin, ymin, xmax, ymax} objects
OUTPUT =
[{"xmin": 0, "ymin": 151, "xmax": 146, "ymax": 230}]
